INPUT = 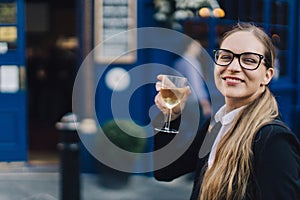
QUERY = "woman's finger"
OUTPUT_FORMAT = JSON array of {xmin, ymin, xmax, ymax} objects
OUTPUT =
[
  {"xmin": 157, "ymin": 74, "xmax": 163, "ymax": 81},
  {"xmin": 155, "ymin": 93, "xmax": 167, "ymax": 114},
  {"xmin": 155, "ymin": 82, "xmax": 162, "ymax": 91}
]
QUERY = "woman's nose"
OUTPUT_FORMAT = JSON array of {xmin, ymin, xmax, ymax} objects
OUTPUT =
[{"xmin": 227, "ymin": 57, "xmax": 241, "ymax": 71}]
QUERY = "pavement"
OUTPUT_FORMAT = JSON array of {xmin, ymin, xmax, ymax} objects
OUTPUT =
[{"xmin": 0, "ymin": 162, "xmax": 193, "ymax": 200}]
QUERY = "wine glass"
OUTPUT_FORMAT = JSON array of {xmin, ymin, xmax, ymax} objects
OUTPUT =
[{"xmin": 155, "ymin": 74, "xmax": 187, "ymax": 134}]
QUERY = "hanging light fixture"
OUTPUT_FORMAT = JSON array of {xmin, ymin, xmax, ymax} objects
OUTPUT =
[
  {"xmin": 154, "ymin": 0, "xmax": 225, "ymax": 29},
  {"xmin": 209, "ymin": 0, "xmax": 225, "ymax": 18}
]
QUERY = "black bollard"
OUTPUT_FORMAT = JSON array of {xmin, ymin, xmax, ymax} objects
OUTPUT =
[{"xmin": 56, "ymin": 113, "xmax": 80, "ymax": 200}]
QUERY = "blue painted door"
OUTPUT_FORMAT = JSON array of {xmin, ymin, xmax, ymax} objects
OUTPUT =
[{"xmin": 0, "ymin": 0, "xmax": 27, "ymax": 161}]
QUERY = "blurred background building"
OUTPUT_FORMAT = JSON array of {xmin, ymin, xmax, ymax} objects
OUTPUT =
[{"xmin": 0, "ymin": 0, "xmax": 299, "ymax": 174}]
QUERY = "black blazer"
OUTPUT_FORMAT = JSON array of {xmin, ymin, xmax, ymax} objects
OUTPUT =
[{"xmin": 154, "ymin": 117, "xmax": 300, "ymax": 200}]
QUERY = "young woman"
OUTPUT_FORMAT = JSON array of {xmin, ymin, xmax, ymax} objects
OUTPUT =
[{"xmin": 153, "ymin": 23, "xmax": 300, "ymax": 200}]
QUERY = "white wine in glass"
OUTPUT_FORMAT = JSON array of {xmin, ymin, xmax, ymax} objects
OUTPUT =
[
  {"xmin": 160, "ymin": 88, "xmax": 186, "ymax": 109},
  {"xmin": 155, "ymin": 75, "xmax": 187, "ymax": 134}
]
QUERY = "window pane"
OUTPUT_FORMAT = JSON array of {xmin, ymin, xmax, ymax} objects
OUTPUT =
[
  {"xmin": 278, "ymin": 51, "xmax": 286, "ymax": 76},
  {"xmin": 0, "ymin": 2, "xmax": 17, "ymax": 24},
  {"xmin": 218, "ymin": 0, "xmax": 239, "ymax": 20},
  {"xmin": 271, "ymin": 1, "xmax": 288, "ymax": 25},
  {"xmin": 218, "ymin": 0, "xmax": 263, "ymax": 22},
  {"xmin": 183, "ymin": 21, "xmax": 209, "ymax": 48},
  {"xmin": 269, "ymin": 26, "xmax": 288, "ymax": 76},
  {"xmin": 269, "ymin": 27, "xmax": 287, "ymax": 50},
  {"xmin": 214, "ymin": 24, "xmax": 231, "ymax": 47},
  {"xmin": 250, "ymin": 0, "xmax": 264, "ymax": 22}
]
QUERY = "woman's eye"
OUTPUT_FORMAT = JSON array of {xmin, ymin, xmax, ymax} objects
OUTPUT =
[
  {"xmin": 220, "ymin": 55, "xmax": 232, "ymax": 61},
  {"xmin": 242, "ymin": 57, "xmax": 258, "ymax": 64}
]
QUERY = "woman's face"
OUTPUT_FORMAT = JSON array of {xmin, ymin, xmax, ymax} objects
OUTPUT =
[{"xmin": 214, "ymin": 31, "xmax": 274, "ymax": 110}]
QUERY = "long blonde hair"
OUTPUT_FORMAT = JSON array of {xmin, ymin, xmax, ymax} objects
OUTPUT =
[{"xmin": 199, "ymin": 23, "xmax": 278, "ymax": 200}]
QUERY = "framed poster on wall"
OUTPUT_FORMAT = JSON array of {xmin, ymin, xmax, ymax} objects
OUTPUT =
[{"xmin": 94, "ymin": 0, "xmax": 137, "ymax": 64}]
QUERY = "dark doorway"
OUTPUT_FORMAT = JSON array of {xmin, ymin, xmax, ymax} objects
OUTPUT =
[{"xmin": 25, "ymin": 0, "xmax": 77, "ymax": 164}]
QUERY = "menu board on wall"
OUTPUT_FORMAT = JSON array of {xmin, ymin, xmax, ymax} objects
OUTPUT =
[{"xmin": 94, "ymin": 0, "xmax": 137, "ymax": 64}]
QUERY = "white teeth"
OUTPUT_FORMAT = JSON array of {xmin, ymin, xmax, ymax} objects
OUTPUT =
[{"xmin": 226, "ymin": 78, "xmax": 241, "ymax": 83}]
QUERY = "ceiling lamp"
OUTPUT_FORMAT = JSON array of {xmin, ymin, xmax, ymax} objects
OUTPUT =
[{"xmin": 154, "ymin": 0, "xmax": 225, "ymax": 29}]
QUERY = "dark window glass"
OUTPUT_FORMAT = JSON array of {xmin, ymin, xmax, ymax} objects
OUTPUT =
[
  {"xmin": 183, "ymin": 21, "xmax": 209, "ymax": 48},
  {"xmin": 271, "ymin": 1, "xmax": 288, "ymax": 25},
  {"xmin": 269, "ymin": 26, "xmax": 288, "ymax": 76}
]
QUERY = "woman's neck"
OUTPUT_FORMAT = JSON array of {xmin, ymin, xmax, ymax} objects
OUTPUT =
[{"xmin": 225, "ymin": 101, "xmax": 247, "ymax": 113}]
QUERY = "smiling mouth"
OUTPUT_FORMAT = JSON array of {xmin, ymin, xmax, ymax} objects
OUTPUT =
[{"xmin": 222, "ymin": 77, "xmax": 244, "ymax": 83}]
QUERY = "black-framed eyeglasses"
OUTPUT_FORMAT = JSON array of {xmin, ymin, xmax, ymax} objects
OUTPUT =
[{"xmin": 213, "ymin": 49, "xmax": 264, "ymax": 70}]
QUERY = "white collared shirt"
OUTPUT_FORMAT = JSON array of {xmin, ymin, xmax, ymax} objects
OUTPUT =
[{"xmin": 207, "ymin": 105, "xmax": 245, "ymax": 168}]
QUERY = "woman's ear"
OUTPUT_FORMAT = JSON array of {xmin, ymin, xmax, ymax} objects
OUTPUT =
[{"xmin": 262, "ymin": 68, "xmax": 274, "ymax": 85}]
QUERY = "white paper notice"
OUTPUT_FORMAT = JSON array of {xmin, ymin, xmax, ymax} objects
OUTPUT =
[{"xmin": 0, "ymin": 65, "xmax": 19, "ymax": 93}]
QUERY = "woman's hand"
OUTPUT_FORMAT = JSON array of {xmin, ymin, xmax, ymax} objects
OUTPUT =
[{"xmin": 154, "ymin": 74, "xmax": 191, "ymax": 120}]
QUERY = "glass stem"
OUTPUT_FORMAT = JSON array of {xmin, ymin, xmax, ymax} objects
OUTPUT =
[{"xmin": 165, "ymin": 108, "xmax": 172, "ymax": 131}]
